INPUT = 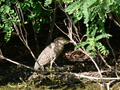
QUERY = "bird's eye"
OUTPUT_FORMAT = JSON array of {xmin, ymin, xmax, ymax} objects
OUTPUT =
[{"xmin": 62, "ymin": 39, "xmax": 66, "ymax": 42}]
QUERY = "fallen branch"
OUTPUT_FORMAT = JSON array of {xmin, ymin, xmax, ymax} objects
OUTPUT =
[
  {"xmin": 1, "ymin": 49, "xmax": 120, "ymax": 81},
  {"xmin": 0, "ymin": 52, "xmax": 35, "ymax": 71}
]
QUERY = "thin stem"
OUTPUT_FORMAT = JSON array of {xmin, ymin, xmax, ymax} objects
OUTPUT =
[{"xmin": 45, "ymin": 1, "xmax": 57, "ymax": 46}]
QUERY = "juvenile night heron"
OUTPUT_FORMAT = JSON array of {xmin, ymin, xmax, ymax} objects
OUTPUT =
[{"xmin": 34, "ymin": 37, "xmax": 71, "ymax": 71}]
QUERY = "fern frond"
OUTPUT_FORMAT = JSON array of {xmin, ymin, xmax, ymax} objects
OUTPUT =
[
  {"xmin": 95, "ymin": 34, "xmax": 112, "ymax": 41},
  {"xmin": 65, "ymin": 1, "xmax": 82, "ymax": 15},
  {"xmin": 74, "ymin": 41, "xmax": 90, "ymax": 50}
]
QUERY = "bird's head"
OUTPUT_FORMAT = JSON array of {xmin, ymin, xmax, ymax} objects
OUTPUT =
[{"xmin": 54, "ymin": 37, "xmax": 72, "ymax": 45}]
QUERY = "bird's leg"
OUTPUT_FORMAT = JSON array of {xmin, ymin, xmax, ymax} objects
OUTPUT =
[
  {"xmin": 49, "ymin": 60, "xmax": 55, "ymax": 80},
  {"xmin": 50, "ymin": 60, "xmax": 54, "ymax": 71},
  {"xmin": 41, "ymin": 65, "xmax": 44, "ymax": 71}
]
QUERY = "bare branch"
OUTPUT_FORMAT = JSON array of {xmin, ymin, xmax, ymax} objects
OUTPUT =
[
  {"xmin": 0, "ymin": 51, "xmax": 35, "ymax": 71},
  {"xmin": 55, "ymin": 23, "xmax": 68, "ymax": 36},
  {"xmin": 8, "ymin": 4, "xmax": 42, "ymax": 69},
  {"xmin": 1, "ymin": 48, "xmax": 120, "ymax": 82},
  {"xmin": 98, "ymin": 51, "xmax": 111, "ymax": 69}
]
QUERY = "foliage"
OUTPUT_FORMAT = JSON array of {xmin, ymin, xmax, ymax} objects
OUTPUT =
[
  {"xmin": 0, "ymin": 0, "xmax": 20, "ymax": 42},
  {"xmin": 75, "ymin": 20, "xmax": 112, "ymax": 57},
  {"xmin": 21, "ymin": 0, "xmax": 52, "ymax": 33},
  {"xmin": 1, "ymin": 0, "xmax": 120, "ymax": 56},
  {"xmin": 65, "ymin": 0, "xmax": 120, "ymax": 56},
  {"xmin": 0, "ymin": 0, "xmax": 52, "ymax": 42},
  {"xmin": 44, "ymin": 0, "xmax": 53, "ymax": 7}
]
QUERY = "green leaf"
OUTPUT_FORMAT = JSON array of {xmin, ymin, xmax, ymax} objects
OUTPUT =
[
  {"xmin": 65, "ymin": 1, "xmax": 81, "ymax": 15},
  {"xmin": 63, "ymin": 0, "xmax": 74, "ymax": 4},
  {"xmin": 44, "ymin": 0, "xmax": 52, "ymax": 7},
  {"xmin": 74, "ymin": 41, "xmax": 89, "ymax": 50},
  {"xmin": 95, "ymin": 34, "xmax": 112, "ymax": 41}
]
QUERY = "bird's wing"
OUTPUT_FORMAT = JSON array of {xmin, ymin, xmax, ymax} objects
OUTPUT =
[{"xmin": 37, "ymin": 43, "xmax": 56, "ymax": 66}]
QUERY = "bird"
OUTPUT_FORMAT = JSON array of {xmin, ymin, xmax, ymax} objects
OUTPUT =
[{"xmin": 34, "ymin": 37, "xmax": 71, "ymax": 71}]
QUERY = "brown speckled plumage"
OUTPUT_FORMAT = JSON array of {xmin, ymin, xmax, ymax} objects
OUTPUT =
[{"xmin": 34, "ymin": 37, "xmax": 70, "ymax": 71}]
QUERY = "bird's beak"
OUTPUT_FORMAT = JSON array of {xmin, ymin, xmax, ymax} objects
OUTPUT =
[
  {"xmin": 67, "ymin": 40, "xmax": 72, "ymax": 44},
  {"xmin": 69, "ymin": 40, "xmax": 73, "ymax": 43}
]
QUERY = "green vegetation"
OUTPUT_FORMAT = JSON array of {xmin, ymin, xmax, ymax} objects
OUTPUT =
[
  {"xmin": 0, "ymin": 0, "xmax": 52, "ymax": 42},
  {"xmin": 65, "ymin": 0, "xmax": 120, "ymax": 56},
  {"xmin": 1, "ymin": 0, "xmax": 120, "ymax": 89},
  {"xmin": 0, "ymin": 0, "xmax": 20, "ymax": 42},
  {"xmin": 1, "ymin": 0, "xmax": 120, "ymax": 56}
]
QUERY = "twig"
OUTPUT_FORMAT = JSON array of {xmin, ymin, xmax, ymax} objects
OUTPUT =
[
  {"xmin": 105, "ymin": 80, "xmax": 115, "ymax": 90},
  {"xmin": 55, "ymin": 23, "xmax": 68, "ymax": 36},
  {"xmin": 9, "ymin": 3, "xmax": 42, "ymax": 69},
  {"xmin": 1, "ymin": 48, "xmax": 120, "ymax": 82},
  {"xmin": 113, "ymin": 19, "xmax": 120, "ymax": 27},
  {"xmin": 58, "ymin": 2, "xmax": 78, "ymax": 46},
  {"xmin": 0, "ymin": 49, "xmax": 35, "ymax": 71},
  {"xmin": 45, "ymin": 1, "xmax": 56, "ymax": 46},
  {"xmin": 98, "ymin": 51, "xmax": 111, "ymax": 69},
  {"xmin": 83, "ymin": 49, "xmax": 103, "ymax": 78},
  {"xmin": 58, "ymin": 2, "xmax": 103, "ymax": 79},
  {"xmin": 74, "ymin": 73, "xmax": 120, "ymax": 80},
  {"xmin": 106, "ymin": 37, "xmax": 119, "ymax": 78}
]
